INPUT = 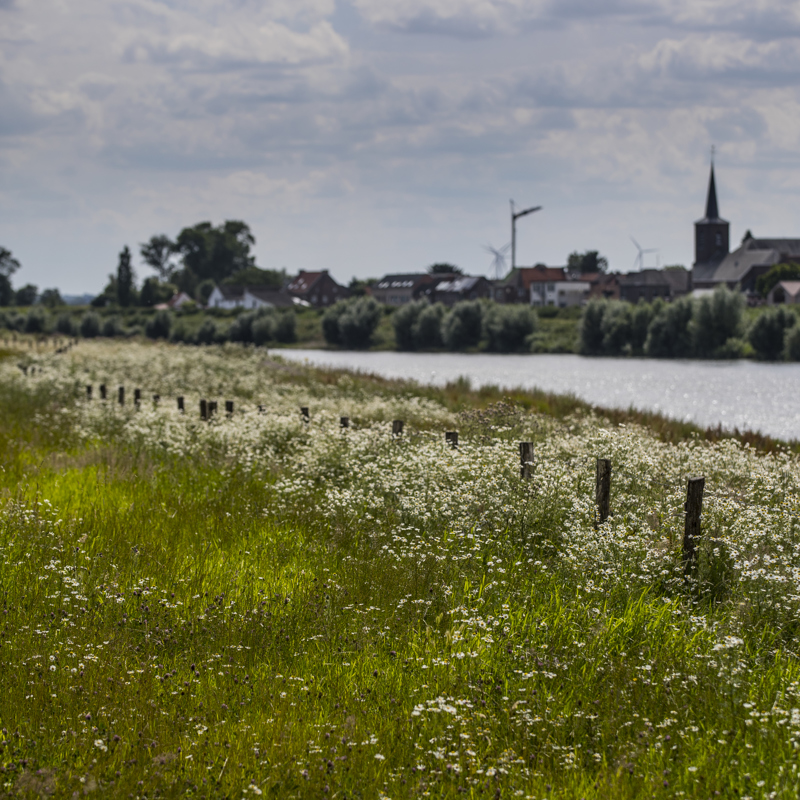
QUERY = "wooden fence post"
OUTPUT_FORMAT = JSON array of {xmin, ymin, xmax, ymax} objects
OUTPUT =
[
  {"xmin": 208, "ymin": 401, "xmax": 217, "ymax": 417},
  {"xmin": 100, "ymin": 384, "xmax": 107, "ymax": 400},
  {"xmin": 86, "ymin": 385, "xmax": 92, "ymax": 400},
  {"xmin": 340, "ymin": 416, "xmax": 350, "ymax": 429},
  {"xmin": 177, "ymin": 396, "xmax": 184, "ymax": 413},
  {"xmin": 134, "ymin": 388, "xmax": 141, "ymax": 407},
  {"xmin": 200, "ymin": 399, "xmax": 208, "ymax": 420},
  {"xmin": 225, "ymin": 400, "xmax": 234, "ymax": 416},
  {"xmin": 392, "ymin": 420, "xmax": 404, "ymax": 437},
  {"xmin": 519, "ymin": 442, "xmax": 534, "ymax": 479},
  {"xmin": 257, "ymin": 404, "xmax": 265, "ymax": 414},
  {"xmin": 683, "ymin": 477, "xmax": 705, "ymax": 575},
  {"xmin": 153, "ymin": 394, "xmax": 160, "ymax": 405},
  {"xmin": 300, "ymin": 406, "xmax": 310, "ymax": 422},
  {"xmin": 595, "ymin": 458, "xmax": 612, "ymax": 525},
  {"xmin": 118, "ymin": 386, "xmax": 125, "ymax": 405},
  {"xmin": 445, "ymin": 431, "xmax": 458, "ymax": 449}
]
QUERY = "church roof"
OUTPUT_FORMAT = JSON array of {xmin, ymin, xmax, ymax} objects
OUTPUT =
[
  {"xmin": 712, "ymin": 244, "xmax": 781, "ymax": 285},
  {"xmin": 695, "ymin": 164, "xmax": 728, "ymax": 224}
]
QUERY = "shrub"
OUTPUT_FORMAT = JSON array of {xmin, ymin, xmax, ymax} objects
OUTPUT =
[
  {"xmin": 145, "ymin": 310, "xmax": 172, "ymax": 340},
  {"xmin": 578, "ymin": 299, "xmax": 606, "ymax": 355},
  {"xmin": 442, "ymin": 301, "xmax": 483, "ymax": 350},
  {"xmin": 228, "ymin": 311, "xmax": 257, "ymax": 343},
  {"xmin": 785, "ymin": 324, "xmax": 800, "ymax": 361},
  {"xmin": 274, "ymin": 311, "xmax": 296, "ymax": 344},
  {"xmin": 748, "ymin": 307, "xmax": 796, "ymax": 361},
  {"xmin": 631, "ymin": 301, "xmax": 656, "ymax": 356},
  {"xmin": 195, "ymin": 318, "xmax": 217, "ymax": 344},
  {"xmin": 101, "ymin": 316, "xmax": 123, "ymax": 337},
  {"xmin": 24, "ymin": 307, "xmax": 48, "ymax": 334},
  {"xmin": 413, "ymin": 303, "xmax": 446, "ymax": 350},
  {"xmin": 55, "ymin": 312, "xmax": 75, "ymax": 335},
  {"xmin": 392, "ymin": 300, "xmax": 427, "ymax": 351},
  {"xmin": 170, "ymin": 322, "xmax": 190, "ymax": 343},
  {"xmin": 79, "ymin": 312, "xmax": 101, "ymax": 339},
  {"xmin": 691, "ymin": 285, "xmax": 744, "ymax": 358},
  {"xmin": 644, "ymin": 297, "xmax": 694, "ymax": 358},
  {"xmin": 322, "ymin": 304, "xmax": 345, "ymax": 346},
  {"xmin": 339, "ymin": 298, "xmax": 382, "ymax": 349},
  {"xmin": 600, "ymin": 302, "xmax": 633, "ymax": 357},
  {"xmin": 484, "ymin": 305, "xmax": 537, "ymax": 352}
]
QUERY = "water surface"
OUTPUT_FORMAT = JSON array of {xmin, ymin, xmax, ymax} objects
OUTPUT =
[{"xmin": 274, "ymin": 349, "xmax": 800, "ymax": 441}]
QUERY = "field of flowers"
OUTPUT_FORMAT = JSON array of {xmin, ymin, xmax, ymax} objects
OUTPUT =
[{"xmin": 2, "ymin": 339, "xmax": 800, "ymax": 799}]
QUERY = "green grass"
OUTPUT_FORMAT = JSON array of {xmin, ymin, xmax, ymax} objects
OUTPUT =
[{"xmin": 2, "ymin": 341, "xmax": 800, "ymax": 798}]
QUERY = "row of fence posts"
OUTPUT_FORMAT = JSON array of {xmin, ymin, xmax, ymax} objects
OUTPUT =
[{"xmin": 82, "ymin": 385, "xmax": 705, "ymax": 574}]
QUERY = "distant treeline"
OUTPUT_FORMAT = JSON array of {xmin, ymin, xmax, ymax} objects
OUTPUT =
[
  {"xmin": 321, "ymin": 297, "xmax": 538, "ymax": 352},
  {"xmin": 580, "ymin": 285, "xmax": 800, "ymax": 361}
]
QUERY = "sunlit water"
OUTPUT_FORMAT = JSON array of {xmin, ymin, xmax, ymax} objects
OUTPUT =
[{"xmin": 274, "ymin": 349, "xmax": 800, "ymax": 441}]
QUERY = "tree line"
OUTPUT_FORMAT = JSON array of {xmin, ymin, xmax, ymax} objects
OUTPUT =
[{"xmin": 579, "ymin": 285, "xmax": 800, "ymax": 361}]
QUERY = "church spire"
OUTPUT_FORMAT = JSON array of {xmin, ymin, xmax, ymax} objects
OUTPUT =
[{"xmin": 705, "ymin": 162, "xmax": 720, "ymax": 220}]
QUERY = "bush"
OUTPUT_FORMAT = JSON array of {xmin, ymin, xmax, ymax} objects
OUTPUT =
[
  {"xmin": 484, "ymin": 305, "xmax": 537, "ymax": 352},
  {"xmin": 631, "ymin": 301, "xmax": 656, "ymax": 355},
  {"xmin": 55, "ymin": 312, "xmax": 76, "ymax": 335},
  {"xmin": 339, "ymin": 298, "xmax": 382, "ymax": 349},
  {"xmin": 228, "ymin": 311, "xmax": 257, "ymax": 344},
  {"xmin": 79, "ymin": 312, "xmax": 101, "ymax": 339},
  {"xmin": 145, "ymin": 310, "xmax": 172, "ymax": 340},
  {"xmin": 442, "ymin": 301, "xmax": 483, "ymax": 350},
  {"xmin": 748, "ymin": 307, "xmax": 796, "ymax": 361},
  {"xmin": 252, "ymin": 316, "xmax": 274, "ymax": 346},
  {"xmin": 413, "ymin": 303, "xmax": 446, "ymax": 350},
  {"xmin": 322, "ymin": 304, "xmax": 345, "ymax": 346},
  {"xmin": 644, "ymin": 297, "xmax": 694, "ymax": 358},
  {"xmin": 600, "ymin": 302, "xmax": 633, "ymax": 357},
  {"xmin": 101, "ymin": 316, "xmax": 123, "ymax": 337},
  {"xmin": 691, "ymin": 285, "xmax": 744, "ymax": 358},
  {"xmin": 170, "ymin": 322, "xmax": 190, "ymax": 343},
  {"xmin": 392, "ymin": 300, "xmax": 427, "ymax": 351},
  {"xmin": 785, "ymin": 324, "xmax": 800, "ymax": 361},
  {"xmin": 24, "ymin": 307, "xmax": 48, "ymax": 334},
  {"xmin": 579, "ymin": 299, "xmax": 606, "ymax": 355},
  {"xmin": 195, "ymin": 318, "xmax": 217, "ymax": 345},
  {"xmin": 274, "ymin": 311, "xmax": 296, "ymax": 344}
]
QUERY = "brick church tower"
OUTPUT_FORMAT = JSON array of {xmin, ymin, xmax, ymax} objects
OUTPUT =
[{"xmin": 694, "ymin": 163, "xmax": 729, "ymax": 274}]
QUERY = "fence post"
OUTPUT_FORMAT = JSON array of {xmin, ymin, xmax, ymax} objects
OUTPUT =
[
  {"xmin": 300, "ymin": 406, "xmax": 310, "ymax": 422},
  {"xmin": 208, "ymin": 401, "xmax": 217, "ymax": 418},
  {"xmin": 153, "ymin": 394, "xmax": 160, "ymax": 405},
  {"xmin": 200, "ymin": 399, "xmax": 208, "ymax": 420},
  {"xmin": 258, "ymin": 404, "xmax": 265, "ymax": 414},
  {"xmin": 595, "ymin": 458, "xmax": 612, "ymax": 525},
  {"xmin": 100, "ymin": 384, "xmax": 107, "ymax": 400},
  {"xmin": 177, "ymin": 396, "xmax": 184, "ymax": 413},
  {"xmin": 683, "ymin": 477, "xmax": 705, "ymax": 575},
  {"xmin": 519, "ymin": 442, "xmax": 534, "ymax": 479},
  {"xmin": 225, "ymin": 400, "xmax": 234, "ymax": 416},
  {"xmin": 134, "ymin": 388, "xmax": 141, "ymax": 407},
  {"xmin": 118, "ymin": 386, "xmax": 125, "ymax": 405},
  {"xmin": 86, "ymin": 385, "xmax": 92, "ymax": 400},
  {"xmin": 340, "ymin": 416, "xmax": 350, "ymax": 429},
  {"xmin": 445, "ymin": 431, "xmax": 458, "ymax": 449},
  {"xmin": 392, "ymin": 420, "xmax": 404, "ymax": 437}
]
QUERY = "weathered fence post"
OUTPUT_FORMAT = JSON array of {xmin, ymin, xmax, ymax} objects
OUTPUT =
[
  {"xmin": 445, "ymin": 431, "xmax": 458, "ymax": 449},
  {"xmin": 100, "ymin": 384, "xmax": 107, "ymax": 400},
  {"xmin": 177, "ymin": 396, "xmax": 184, "ymax": 413},
  {"xmin": 134, "ymin": 388, "xmax": 141, "ymax": 407},
  {"xmin": 301, "ymin": 406, "xmax": 310, "ymax": 423},
  {"xmin": 340, "ymin": 416, "xmax": 350, "ymax": 429},
  {"xmin": 595, "ymin": 458, "xmax": 612, "ymax": 525},
  {"xmin": 153, "ymin": 394, "xmax": 160, "ymax": 405},
  {"xmin": 257, "ymin": 404, "xmax": 265, "ymax": 414},
  {"xmin": 86, "ymin": 385, "xmax": 92, "ymax": 400},
  {"xmin": 392, "ymin": 420, "xmax": 404, "ymax": 437},
  {"xmin": 208, "ymin": 401, "xmax": 217, "ymax": 417},
  {"xmin": 200, "ymin": 399, "xmax": 208, "ymax": 420},
  {"xmin": 519, "ymin": 442, "xmax": 534, "ymax": 479},
  {"xmin": 118, "ymin": 386, "xmax": 125, "ymax": 406},
  {"xmin": 683, "ymin": 476, "xmax": 705, "ymax": 575},
  {"xmin": 225, "ymin": 400, "xmax": 234, "ymax": 417}
]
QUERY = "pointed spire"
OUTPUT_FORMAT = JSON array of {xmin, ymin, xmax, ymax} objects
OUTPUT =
[{"xmin": 705, "ymin": 162, "xmax": 719, "ymax": 220}]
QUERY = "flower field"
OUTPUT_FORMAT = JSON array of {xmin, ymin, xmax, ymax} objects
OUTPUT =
[{"xmin": 2, "ymin": 340, "xmax": 800, "ymax": 798}]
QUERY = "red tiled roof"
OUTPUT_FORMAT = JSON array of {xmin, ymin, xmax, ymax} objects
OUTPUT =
[{"xmin": 287, "ymin": 271, "xmax": 325, "ymax": 294}]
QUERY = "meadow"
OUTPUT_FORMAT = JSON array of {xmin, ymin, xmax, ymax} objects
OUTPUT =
[{"xmin": 2, "ymin": 339, "xmax": 800, "ymax": 798}]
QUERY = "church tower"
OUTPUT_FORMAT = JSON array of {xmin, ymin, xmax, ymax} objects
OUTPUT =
[{"xmin": 694, "ymin": 162, "xmax": 729, "ymax": 269}]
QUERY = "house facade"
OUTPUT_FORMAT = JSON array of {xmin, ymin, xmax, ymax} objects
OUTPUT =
[
  {"xmin": 207, "ymin": 285, "xmax": 245, "ymax": 309},
  {"xmin": 433, "ymin": 276, "xmax": 493, "ymax": 306},
  {"xmin": 618, "ymin": 268, "xmax": 690, "ymax": 303},
  {"xmin": 286, "ymin": 270, "xmax": 349, "ymax": 307},
  {"xmin": 767, "ymin": 281, "xmax": 800, "ymax": 305},
  {"xmin": 371, "ymin": 274, "xmax": 434, "ymax": 305},
  {"xmin": 207, "ymin": 284, "xmax": 294, "ymax": 310}
]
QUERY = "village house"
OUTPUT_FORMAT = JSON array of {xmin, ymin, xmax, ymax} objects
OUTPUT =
[
  {"xmin": 371, "ymin": 273, "xmax": 434, "ymax": 305},
  {"xmin": 206, "ymin": 284, "xmax": 294, "ymax": 310},
  {"xmin": 286, "ymin": 270, "xmax": 349, "ymax": 307},
  {"xmin": 432, "ymin": 276, "xmax": 493, "ymax": 306},
  {"xmin": 207, "ymin": 284, "xmax": 245, "ymax": 310},
  {"xmin": 618, "ymin": 268, "xmax": 690, "ymax": 303},
  {"xmin": 767, "ymin": 281, "xmax": 800, "ymax": 305}
]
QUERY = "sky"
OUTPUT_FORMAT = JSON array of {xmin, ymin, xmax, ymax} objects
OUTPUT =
[{"xmin": 2, "ymin": 0, "xmax": 800, "ymax": 294}]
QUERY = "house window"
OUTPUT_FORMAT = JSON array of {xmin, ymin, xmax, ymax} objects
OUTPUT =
[{"xmin": 546, "ymin": 282, "xmax": 554, "ymax": 292}]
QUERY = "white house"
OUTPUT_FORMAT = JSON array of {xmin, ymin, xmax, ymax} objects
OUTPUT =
[
  {"xmin": 767, "ymin": 281, "xmax": 800, "ymax": 305},
  {"xmin": 242, "ymin": 287, "xmax": 294, "ymax": 310},
  {"xmin": 207, "ymin": 285, "xmax": 245, "ymax": 309},
  {"xmin": 554, "ymin": 281, "xmax": 591, "ymax": 307}
]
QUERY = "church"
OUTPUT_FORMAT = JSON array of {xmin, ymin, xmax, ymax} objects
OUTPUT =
[{"xmin": 692, "ymin": 165, "xmax": 800, "ymax": 292}]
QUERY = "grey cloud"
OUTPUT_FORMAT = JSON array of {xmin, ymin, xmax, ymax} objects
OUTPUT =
[{"xmin": 0, "ymin": 81, "xmax": 43, "ymax": 136}]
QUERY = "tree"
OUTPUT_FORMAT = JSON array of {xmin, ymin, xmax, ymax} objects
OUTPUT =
[
  {"xmin": 174, "ymin": 220, "xmax": 256, "ymax": 287},
  {"xmin": 578, "ymin": 300, "xmax": 606, "ymax": 355},
  {"xmin": 323, "ymin": 298, "xmax": 381, "ymax": 349},
  {"xmin": 40, "ymin": 288, "xmax": 64, "ymax": 308},
  {"xmin": 442, "ymin": 300, "xmax": 483, "ymax": 350},
  {"xmin": 483, "ymin": 304, "xmax": 537, "ymax": 352},
  {"xmin": 748, "ymin": 307, "xmax": 796, "ymax": 361},
  {"xmin": 644, "ymin": 297, "xmax": 694, "ymax": 358},
  {"xmin": 140, "ymin": 235, "xmax": 177, "ymax": 281},
  {"xmin": 691, "ymin": 285, "xmax": 744, "ymax": 358},
  {"xmin": 117, "ymin": 246, "xmax": 136, "ymax": 307},
  {"xmin": 221, "ymin": 266, "xmax": 285, "ymax": 289},
  {"xmin": 427, "ymin": 263, "xmax": 463, "ymax": 275},
  {"xmin": 140, "ymin": 278, "xmax": 176, "ymax": 307},
  {"xmin": 567, "ymin": 251, "xmax": 608, "ymax": 275},
  {"xmin": 14, "ymin": 284, "xmax": 38, "ymax": 306},
  {"xmin": 393, "ymin": 300, "xmax": 427, "ymax": 350},
  {"xmin": 0, "ymin": 276, "xmax": 13, "ymax": 307},
  {"xmin": 0, "ymin": 247, "xmax": 20, "ymax": 278}
]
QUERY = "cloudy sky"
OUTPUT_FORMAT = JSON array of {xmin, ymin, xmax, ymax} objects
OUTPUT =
[{"xmin": 2, "ymin": 0, "xmax": 800, "ymax": 293}]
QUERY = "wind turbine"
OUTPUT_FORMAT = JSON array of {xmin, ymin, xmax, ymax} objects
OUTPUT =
[
  {"xmin": 630, "ymin": 236, "xmax": 658, "ymax": 271},
  {"xmin": 484, "ymin": 243, "xmax": 511, "ymax": 280}
]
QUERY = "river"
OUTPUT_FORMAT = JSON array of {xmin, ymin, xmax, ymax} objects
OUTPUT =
[{"xmin": 274, "ymin": 349, "xmax": 800, "ymax": 441}]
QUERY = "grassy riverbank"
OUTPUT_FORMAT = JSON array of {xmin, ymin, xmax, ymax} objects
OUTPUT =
[{"xmin": 2, "ymin": 341, "xmax": 800, "ymax": 798}]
